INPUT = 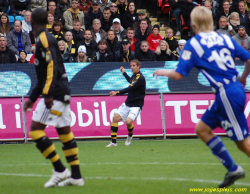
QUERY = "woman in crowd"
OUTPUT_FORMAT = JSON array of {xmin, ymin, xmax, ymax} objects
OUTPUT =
[
  {"xmin": 228, "ymin": 12, "xmax": 241, "ymax": 33},
  {"xmin": 121, "ymin": 1, "xmax": 138, "ymax": 29},
  {"xmin": 76, "ymin": 45, "xmax": 87, "ymax": 62},
  {"xmin": 110, "ymin": 2, "xmax": 120, "ymax": 19},
  {"xmin": 58, "ymin": 40, "xmax": 75, "ymax": 62},
  {"xmin": 135, "ymin": 40, "xmax": 156, "ymax": 61},
  {"xmin": 155, "ymin": 40, "xmax": 176, "ymax": 61},
  {"xmin": 52, "ymin": 21, "xmax": 65, "ymax": 42},
  {"xmin": 0, "ymin": 14, "xmax": 14, "ymax": 36},
  {"xmin": 47, "ymin": 11, "xmax": 55, "ymax": 33}
]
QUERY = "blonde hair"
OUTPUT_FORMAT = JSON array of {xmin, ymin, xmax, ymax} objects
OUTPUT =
[
  {"xmin": 76, "ymin": 52, "xmax": 87, "ymax": 62},
  {"xmin": 228, "ymin": 12, "xmax": 239, "ymax": 20},
  {"xmin": 58, "ymin": 40, "xmax": 67, "ymax": 55},
  {"xmin": 155, "ymin": 40, "xmax": 171, "ymax": 55},
  {"xmin": 190, "ymin": 6, "xmax": 213, "ymax": 33}
]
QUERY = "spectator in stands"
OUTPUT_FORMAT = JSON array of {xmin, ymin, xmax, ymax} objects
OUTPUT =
[
  {"xmin": 78, "ymin": 29, "xmax": 98, "ymax": 58},
  {"xmin": 58, "ymin": 0, "xmax": 71, "ymax": 17},
  {"xmin": 52, "ymin": 21, "xmax": 65, "ymax": 42},
  {"xmin": 17, "ymin": 50, "xmax": 28, "ymax": 63},
  {"xmin": 116, "ymin": 0, "xmax": 127, "ymax": 16},
  {"xmin": 63, "ymin": 0, "xmax": 85, "ymax": 31},
  {"xmin": 100, "ymin": 0, "xmax": 111, "ymax": 12},
  {"xmin": 48, "ymin": 0, "xmax": 65, "ymax": 26},
  {"xmin": 7, "ymin": 20, "xmax": 31, "ymax": 55},
  {"xmin": 114, "ymin": 38, "xmax": 135, "ymax": 62},
  {"xmin": 70, "ymin": 19, "xmax": 84, "ymax": 48},
  {"xmin": 135, "ymin": 40, "xmax": 156, "ymax": 61},
  {"xmin": 217, "ymin": 0, "xmax": 232, "ymax": 19},
  {"xmin": 110, "ymin": 18, "xmax": 126, "ymax": 41},
  {"xmin": 91, "ymin": 18, "xmax": 107, "ymax": 43},
  {"xmin": 76, "ymin": 45, "xmax": 88, "ymax": 62},
  {"xmin": 204, "ymin": 0, "xmax": 218, "ymax": 30},
  {"xmin": 181, "ymin": 0, "xmax": 198, "ymax": 32},
  {"xmin": 10, "ymin": 0, "xmax": 31, "ymax": 15},
  {"xmin": 228, "ymin": 12, "xmax": 241, "ymax": 33},
  {"xmin": 216, "ymin": 16, "xmax": 236, "ymax": 36},
  {"xmin": 232, "ymin": 25, "xmax": 250, "ymax": 50},
  {"xmin": 163, "ymin": 27, "xmax": 178, "ymax": 52},
  {"xmin": 79, "ymin": 0, "xmax": 92, "ymax": 14},
  {"xmin": 245, "ymin": 0, "xmax": 250, "ymax": 11},
  {"xmin": 110, "ymin": 2, "xmax": 120, "ymax": 19},
  {"xmin": 31, "ymin": 0, "xmax": 46, "ymax": 11},
  {"xmin": 147, "ymin": 24, "xmax": 162, "ymax": 51},
  {"xmin": 0, "ymin": 35, "xmax": 16, "ymax": 63},
  {"xmin": 58, "ymin": 39, "xmax": 74, "ymax": 62},
  {"xmin": 209, "ymin": 0, "xmax": 219, "ymax": 14},
  {"xmin": 133, "ymin": 10, "xmax": 152, "ymax": 33},
  {"xmin": 169, "ymin": 0, "xmax": 186, "ymax": 36},
  {"xmin": 135, "ymin": 19, "xmax": 150, "ymax": 41},
  {"xmin": 84, "ymin": 0, "xmax": 102, "ymax": 30},
  {"xmin": 121, "ymin": 1, "xmax": 138, "ymax": 29},
  {"xmin": 47, "ymin": 11, "xmax": 55, "ymax": 32},
  {"xmin": 106, "ymin": 29, "xmax": 120, "ymax": 56},
  {"xmin": 238, "ymin": 1, "xmax": 249, "ymax": 33},
  {"xmin": 101, "ymin": 7, "xmax": 113, "ymax": 32},
  {"xmin": 155, "ymin": 40, "xmax": 176, "ymax": 61},
  {"xmin": 90, "ymin": 39, "xmax": 113, "ymax": 62},
  {"xmin": 175, "ymin": 39, "xmax": 186, "ymax": 60},
  {"xmin": 0, "ymin": 0, "xmax": 9, "ymax": 14},
  {"xmin": 22, "ymin": 11, "xmax": 35, "ymax": 44},
  {"xmin": 64, "ymin": 31, "xmax": 77, "ymax": 61},
  {"xmin": 126, "ymin": 27, "xmax": 140, "ymax": 52},
  {"xmin": 0, "ymin": 14, "xmax": 14, "ymax": 36}
]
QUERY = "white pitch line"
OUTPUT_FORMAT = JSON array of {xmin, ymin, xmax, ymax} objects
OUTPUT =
[
  {"xmin": 0, "ymin": 173, "xmax": 249, "ymax": 186},
  {"xmin": 0, "ymin": 162, "xmax": 249, "ymax": 166}
]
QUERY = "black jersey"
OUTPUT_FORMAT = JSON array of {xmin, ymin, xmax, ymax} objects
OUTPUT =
[
  {"xmin": 29, "ymin": 29, "xmax": 71, "ymax": 103},
  {"xmin": 116, "ymin": 71, "xmax": 146, "ymax": 109}
]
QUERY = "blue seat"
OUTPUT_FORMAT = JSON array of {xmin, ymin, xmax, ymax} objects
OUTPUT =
[
  {"xmin": 15, "ymin": 15, "xmax": 25, "ymax": 21},
  {"xmin": 8, "ymin": 16, "xmax": 15, "ymax": 26},
  {"xmin": 6, "ymin": 6, "xmax": 10, "ymax": 14}
]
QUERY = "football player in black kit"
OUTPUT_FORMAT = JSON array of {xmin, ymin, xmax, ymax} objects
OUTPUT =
[
  {"xmin": 106, "ymin": 59, "xmax": 146, "ymax": 147},
  {"xmin": 24, "ymin": 8, "xmax": 84, "ymax": 187}
]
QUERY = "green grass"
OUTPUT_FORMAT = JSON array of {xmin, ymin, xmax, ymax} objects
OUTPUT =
[{"xmin": 0, "ymin": 138, "xmax": 249, "ymax": 194}]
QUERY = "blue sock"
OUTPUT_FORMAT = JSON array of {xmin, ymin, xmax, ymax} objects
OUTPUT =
[{"xmin": 207, "ymin": 136, "xmax": 237, "ymax": 172}]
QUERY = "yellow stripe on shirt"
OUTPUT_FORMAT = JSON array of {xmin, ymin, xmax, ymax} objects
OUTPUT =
[{"xmin": 43, "ymin": 60, "xmax": 54, "ymax": 95}]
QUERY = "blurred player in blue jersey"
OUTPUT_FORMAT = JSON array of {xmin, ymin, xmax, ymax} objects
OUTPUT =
[{"xmin": 153, "ymin": 6, "xmax": 250, "ymax": 188}]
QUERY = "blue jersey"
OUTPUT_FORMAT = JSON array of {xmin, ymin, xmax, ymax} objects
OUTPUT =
[{"xmin": 175, "ymin": 31, "xmax": 250, "ymax": 92}]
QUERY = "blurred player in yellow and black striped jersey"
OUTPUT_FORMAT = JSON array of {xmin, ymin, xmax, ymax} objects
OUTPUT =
[{"xmin": 24, "ymin": 8, "xmax": 84, "ymax": 188}]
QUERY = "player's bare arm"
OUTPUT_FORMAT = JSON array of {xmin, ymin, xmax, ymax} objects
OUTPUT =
[
  {"xmin": 153, "ymin": 69, "xmax": 183, "ymax": 80},
  {"xmin": 240, "ymin": 59, "xmax": 250, "ymax": 87},
  {"xmin": 24, "ymin": 99, "xmax": 34, "ymax": 112}
]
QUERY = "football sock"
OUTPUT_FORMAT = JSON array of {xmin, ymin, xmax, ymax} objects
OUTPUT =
[
  {"xmin": 59, "ymin": 131, "xmax": 82, "ymax": 179},
  {"xmin": 111, "ymin": 122, "xmax": 118, "ymax": 144},
  {"xmin": 207, "ymin": 136, "xmax": 237, "ymax": 172},
  {"xmin": 128, "ymin": 124, "xmax": 134, "ymax": 137},
  {"xmin": 29, "ymin": 130, "xmax": 65, "ymax": 172}
]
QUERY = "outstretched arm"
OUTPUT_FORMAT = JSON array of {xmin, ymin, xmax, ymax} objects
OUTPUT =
[
  {"xmin": 120, "ymin": 66, "xmax": 131, "ymax": 83},
  {"xmin": 153, "ymin": 69, "xmax": 183, "ymax": 80}
]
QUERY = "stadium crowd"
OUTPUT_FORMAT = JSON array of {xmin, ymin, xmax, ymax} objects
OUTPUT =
[{"xmin": 0, "ymin": 0, "xmax": 250, "ymax": 63}]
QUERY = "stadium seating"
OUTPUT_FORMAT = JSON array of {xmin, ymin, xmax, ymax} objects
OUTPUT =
[
  {"xmin": 8, "ymin": 16, "xmax": 15, "ymax": 26},
  {"xmin": 15, "ymin": 15, "xmax": 25, "ymax": 21}
]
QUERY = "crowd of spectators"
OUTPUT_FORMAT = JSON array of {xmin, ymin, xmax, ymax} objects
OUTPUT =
[{"xmin": 0, "ymin": 0, "xmax": 250, "ymax": 64}]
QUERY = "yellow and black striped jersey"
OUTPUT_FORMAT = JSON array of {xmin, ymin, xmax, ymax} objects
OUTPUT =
[{"xmin": 29, "ymin": 28, "xmax": 71, "ymax": 103}]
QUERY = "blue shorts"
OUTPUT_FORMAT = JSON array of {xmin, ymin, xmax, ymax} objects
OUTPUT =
[{"xmin": 201, "ymin": 82, "xmax": 249, "ymax": 141}]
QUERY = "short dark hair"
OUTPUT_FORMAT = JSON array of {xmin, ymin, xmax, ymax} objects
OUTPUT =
[
  {"xmin": 32, "ymin": 8, "xmax": 48, "ymax": 25},
  {"xmin": 127, "ymin": 27, "xmax": 135, "ymax": 32},
  {"xmin": 52, "ymin": 21, "xmax": 63, "ymax": 30},
  {"xmin": 107, "ymin": 29, "xmax": 115, "ymax": 35},
  {"xmin": 140, "ymin": 19, "xmax": 148, "ymax": 24},
  {"xmin": 73, "ymin": 18, "xmax": 81, "ymax": 24},
  {"xmin": 103, "ymin": 7, "xmax": 111, "ymax": 12},
  {"xmin": 98, "ymin": 39, "xmax": 107, "ymax": 46}
]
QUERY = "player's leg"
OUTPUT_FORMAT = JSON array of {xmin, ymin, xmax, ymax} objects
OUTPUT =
[
  {"xmin": 125, "ymin": 107, "xmax": 141, "ymax": 146},
  {"xmin": 56, "ymin": 126, "xmax": 84, "ymax": 186},
  {"xmin": 29, "ymin": 99, "xmax": 70, "ymax": 187},
  {"xmin": 235, "ymin": 138, "xmax": 250, "ymax": 157},
  {"xmin": 106, "ymin": 113, "xmax": 122, "ymax": 147}
]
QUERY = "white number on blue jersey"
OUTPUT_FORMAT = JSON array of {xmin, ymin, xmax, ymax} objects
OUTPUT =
[{"xmin": 208, "ymin": 48, "xmax": 235, "ymax": 71}]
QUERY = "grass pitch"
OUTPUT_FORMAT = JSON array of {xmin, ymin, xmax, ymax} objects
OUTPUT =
[{"xmin": 0, "ymin": 138, "xmax": 249, "ymax": 194}]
